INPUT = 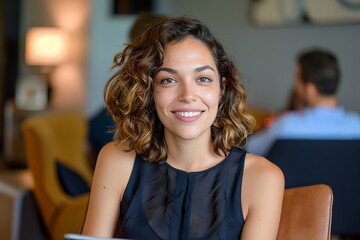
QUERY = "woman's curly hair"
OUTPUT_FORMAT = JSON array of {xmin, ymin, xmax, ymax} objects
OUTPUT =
[{"xmin": 105, "ymin": 16, "xmax": 255, "ymax": 162}]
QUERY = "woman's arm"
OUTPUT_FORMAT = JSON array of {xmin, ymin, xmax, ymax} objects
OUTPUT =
[
  {"xmin": 82, "ymin": 142, "xmax": 136, "ymax": 237},
  {"xmin": 241, "ymin": 154, "xmax": 285, "ymax": 240}
]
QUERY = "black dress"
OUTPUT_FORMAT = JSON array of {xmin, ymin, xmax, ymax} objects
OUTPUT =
[{"xmin": 117, "ymin": 147, "xmax": 247, "ymax": 240}]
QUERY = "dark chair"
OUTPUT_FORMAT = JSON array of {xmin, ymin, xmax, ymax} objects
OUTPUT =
[{"xmin": 266, "ymin": 139, "xmax": 360, "ymax": 236}]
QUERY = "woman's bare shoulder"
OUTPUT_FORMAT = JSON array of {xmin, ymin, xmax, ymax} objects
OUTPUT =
[
  {"xmin": 244, "ymin": 153, "xmax": 284, "ymax": 183},
  {"xmin": 243, "ymin": 153, "xmax": 284, "ymax": 202},
  {"xmin": 241, "ymin": 153, "xmax": 284, "ymax": 221},
  {"xmin": 93, "ymin": 141, "xmax": 136, "ymax": 191},
  {"xmin": 97, "ymin": 141, "xmax": 136, "ymax": 166}
]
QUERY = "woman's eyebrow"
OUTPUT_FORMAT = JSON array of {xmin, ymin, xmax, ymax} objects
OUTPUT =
[
  {"xmin": 194, "ymin": 65, "xmax": 215, "ymax": 73},
  {"xmin": 157, "ymin": 67, "xmax": 177, "ymax": 74},
  {"xmin": 157, "ymin": 65, "xmax": 215, "ymax": 74}
]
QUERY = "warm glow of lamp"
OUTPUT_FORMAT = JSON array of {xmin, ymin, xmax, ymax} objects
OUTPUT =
[{"xmin": 25, "ymin": 27, "xmax": 66, "ymax": 66}]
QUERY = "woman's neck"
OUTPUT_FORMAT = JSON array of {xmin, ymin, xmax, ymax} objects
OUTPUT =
[{"xmin": 164, "ymin": 133, "xmax": 224, "ymax": 172}]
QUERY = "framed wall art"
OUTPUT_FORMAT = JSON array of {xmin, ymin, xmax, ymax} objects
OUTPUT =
[
  {"xmin": 249, "ymin": 0, "xmax": 360, "ymax": 26},
  {"xmin": 113, "ymin": 0, "xmax": 153, "ymax": 15}
]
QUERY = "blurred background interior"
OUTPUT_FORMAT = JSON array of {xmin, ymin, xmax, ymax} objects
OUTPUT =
[{"xmin": 0, "ymin": 0, "xmax": 360, "ymax": 239}]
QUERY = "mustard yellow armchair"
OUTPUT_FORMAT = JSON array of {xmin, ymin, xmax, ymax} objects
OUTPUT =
[{"xmin": 21, "ymin": 111, "xmax": 93, "ymax": 240}]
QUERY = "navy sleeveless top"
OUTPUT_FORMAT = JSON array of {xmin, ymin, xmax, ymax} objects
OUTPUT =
[{"xmin": 117, "ymin": 147, "xmax": 247, "ymax": 240}]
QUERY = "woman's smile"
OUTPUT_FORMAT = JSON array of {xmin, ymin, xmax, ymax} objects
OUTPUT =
[{"xmin": 172, "ymin": 109, "xmax": 204, "ymax": 122}]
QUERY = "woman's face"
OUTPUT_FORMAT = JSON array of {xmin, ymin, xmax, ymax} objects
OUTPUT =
[{"xmin": 153, "ymin": 37, "xmax": 222, "ymax": 141}]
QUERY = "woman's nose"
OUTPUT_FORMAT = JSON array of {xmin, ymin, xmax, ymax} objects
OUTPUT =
[{"xmin": 178, "ymin": 82, "xmax": 196, "ymax": 102}]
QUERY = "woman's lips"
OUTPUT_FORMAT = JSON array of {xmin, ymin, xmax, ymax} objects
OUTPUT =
[{"xmin": 172, "ymin": 110, "xmax": 204, "ymax": 122}]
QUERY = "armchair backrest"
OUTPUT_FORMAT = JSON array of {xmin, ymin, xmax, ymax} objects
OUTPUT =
[
  {"xmin": 22, "ymin": 111, "xmax": 92, "ymax": 239},
  {"xmin": 277, "ymin": 184, "xmax": 333, "ymax": 240},
  {"xmin": 266, "ymin": 139, "xmax": 360, "ymax": 235}
]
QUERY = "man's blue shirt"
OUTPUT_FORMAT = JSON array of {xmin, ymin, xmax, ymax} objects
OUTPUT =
[{"xmin": 246, "ymin": 106, "xmax": 360, "ymax": 156}]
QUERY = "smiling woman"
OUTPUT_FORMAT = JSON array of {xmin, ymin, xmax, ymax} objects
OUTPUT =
[
  {"xmin": 82, "ymin": 16, "xmax": 284, "ymax": 240},
  {"xmin": 153, "ymin": 38, "xmax": 222, "ymax": 144}
]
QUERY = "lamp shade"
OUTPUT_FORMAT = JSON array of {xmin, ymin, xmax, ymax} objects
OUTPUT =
[{"xmin": 25, "ymin": 27, "xmax": 66, "ymax": 66}]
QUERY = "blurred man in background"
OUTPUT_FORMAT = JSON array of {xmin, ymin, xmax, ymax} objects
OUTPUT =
[{"xmin": 246, "ymin": 47, "xmax": 360, "ymax": 156}]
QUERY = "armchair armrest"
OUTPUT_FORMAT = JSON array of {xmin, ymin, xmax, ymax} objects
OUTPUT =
[{"xmin": 51, "ymin": 194, "xmax": 89, "ymax": 240}]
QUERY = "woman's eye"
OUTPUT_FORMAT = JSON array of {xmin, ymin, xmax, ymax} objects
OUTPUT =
[
  {"xmin": 198, "ymin": 77, "xmax": 212, "ymax": 83},
  {"xmin": 160, "ymin": 78, "xmax": 176, "ymax": 84}
]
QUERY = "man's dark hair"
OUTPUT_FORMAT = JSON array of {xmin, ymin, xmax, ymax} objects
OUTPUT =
[
  {"xmin": 298, "ymin": 48, "xmax": 340, "ymax": 95},
  {"xmin": 129, "ymin": 12, "xmax": 168, "ymax": 41}
]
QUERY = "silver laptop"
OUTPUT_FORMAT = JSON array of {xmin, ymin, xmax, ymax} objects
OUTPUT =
[{"xmin": 64, "ymin": 233, "xmax": 129, "ymax": 240}]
